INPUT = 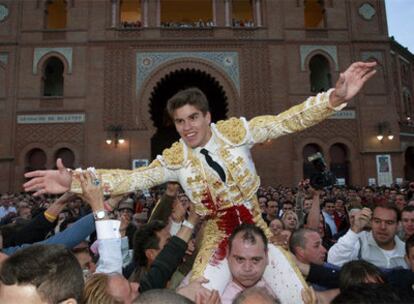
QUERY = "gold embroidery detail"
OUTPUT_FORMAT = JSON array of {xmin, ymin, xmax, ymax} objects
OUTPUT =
[
  {"xmin": 212, "ymin": 180, "xmax": 223, "ymax": 190},
  {"xmin": 216, "ymin": 117, "xmax": 246, "ymax": 145},
  {"xmin": 249, "ymin": 92, "xmax": 334, "ymax": 143},
  {"xmin": 187, "ymin": 175, "xmax": 203, "ymax": 185},
  {"xmin": 191, "ymin": 218, "xmax": 225, "ymax": 281},
  {"xmin": 162, "ymin": 142, "xmax": 184, "ymax": 167},
  {"xmin": 195, "ymin": 203, "xmax": 209, "ymax": 217},
  {"xmin": 192, "ymin": 191, "xmax": 204, "ymax": 201},
  {"xmin": 251, "ymin": 196, "xmax": 273, "ymax": 238},
  {"xmin": 218, "ymin": 147, "xmax": 260, "ymax": 202}
]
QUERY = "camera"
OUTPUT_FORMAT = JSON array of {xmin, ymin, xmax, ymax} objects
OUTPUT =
[{"xmin": 307, "ymin": 152, "xmax": 336, "ymax": 190}]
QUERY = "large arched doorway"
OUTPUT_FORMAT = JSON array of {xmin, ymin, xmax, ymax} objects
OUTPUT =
[
  {"xmin": 25, "ymin": 148, "xmax": 47, "ymax": 172},
  {"xmin": 405, "ymin": 147, "xmax": 414, "ymax": 181},
  {"xmin": 54, "ymin": 147, "xmax": 75, "ymax": 169},
  {"xmin": 329, "ymin": 143, "xmax": 350, "ymax": 185},
  {"xmin": 149, "ymin": 68, "xmax": 228, "ymax": 159}
]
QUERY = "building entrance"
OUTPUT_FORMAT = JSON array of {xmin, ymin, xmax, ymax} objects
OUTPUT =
[{"xmin": 149, "ymin": 68, "xmax": 228, "ymax": 159}]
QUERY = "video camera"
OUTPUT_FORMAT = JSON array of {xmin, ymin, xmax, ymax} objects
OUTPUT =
[{"xmin": 307, "ymin": 152, "xmax": 336, "ymax": 190}]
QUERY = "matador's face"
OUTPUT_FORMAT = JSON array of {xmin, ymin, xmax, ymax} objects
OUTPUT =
[{"xmin": 173, "ymin": 104, "xmax": 212, "ymax": 148}]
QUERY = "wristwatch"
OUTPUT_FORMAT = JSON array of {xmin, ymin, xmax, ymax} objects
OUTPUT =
[
  {"xmin": 93, "ymin": 210, "xmax": 107, "ymax": 220},
  {"xmin": 182, "ymin": 220, "xmax": 194, "ymax": 230}
]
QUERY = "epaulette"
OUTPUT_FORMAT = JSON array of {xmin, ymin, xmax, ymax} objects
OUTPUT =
[
  {"xmin": 215, "ymin": 117, "xmax": 247, "ymax": 145},
  {"xmin": 161, "ymin": 141, "xmax": 185, "ymax": 168}
]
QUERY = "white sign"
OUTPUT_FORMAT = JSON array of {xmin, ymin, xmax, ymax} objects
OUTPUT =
[
  {"xmin": 336, "ymin": 178, "xmax": 346, "ymax": 186},
  {"xmin": 395, "ymin": 178, "xmax": 403, "ymax": 185},
  {"xmin": 376, "ymin": 154, "xmax": 393, "ymax": 186},
  {"xmin": 329, "ymin": 110, "xmax": 356, "ymax": 120},
  {"xmin": 17, "ymin": 114, "xmax": 85, "ymax": 124},
  {"xmin": 368, "ymin": 178, "xmax": 376, "ymax": 186}
]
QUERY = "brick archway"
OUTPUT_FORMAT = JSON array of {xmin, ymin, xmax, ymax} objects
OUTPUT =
[{"xmin": 136, "ymin": 58, "xmax": 240, "ymax": 131}]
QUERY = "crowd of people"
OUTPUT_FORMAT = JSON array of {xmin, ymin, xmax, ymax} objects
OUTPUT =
[
  {"xmin": 161, "ymin": 20, "xmax": 215, "ymax": 28},
  {"xmin": 118, "ymin": 19, "xmax": 255, "ymax": 29},
  {"xmin": 1, "ymin": 180, "xmax": 414, "ymax": 303}
]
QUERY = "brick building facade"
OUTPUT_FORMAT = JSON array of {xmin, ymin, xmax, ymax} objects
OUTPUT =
[{"xmin": 0, "ymin": 0, "xmax": 413, "ymax": 193}]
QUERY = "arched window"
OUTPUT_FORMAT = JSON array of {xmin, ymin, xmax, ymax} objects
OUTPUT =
[
  {"xmin": 304, "ymin": 0, "xmax": 325, "ymax": 28},
  {"xmin": 120, "ymin": 0, "xmax": 142, "ymax": 28},
  {"xmin": 42, "ymin": 57, "xmax": 64, "ymax": 97},
  {"xmin": 302, "ymin": 144, "xmax": 323, "ymax": 179},
  {"xmin": 160, "ymin": 0, "xmax": 213, "ymax": 27},
  {"xmin": 45, "ymin": 0, "xmax": 67, "ymax": 29},
  {"xmin": 309, "ymin": 55, "xmax": 331, "ymax": 93},
  {"xmin": 26, "ymin": 148, "xmax": 47, "ymax": 172},
  {"xmin": 54, "ymin": 148, "xmax": 75, "ymax": 169},
  {"xmin": 403, "ymin": 89, "xmax": 413, "ymax": 120},
  {"xmin": 329, "ymin": 143, "xmax": 349, "ymax": 185},
  {"xmin": 0, "ymin": 66, "xmax": 5, "ymax": 98},
  {"xmin": 405, "ymin": 147, "xmax": 414, "ymax": 181},
  {"xmin": 232, "ymin": 0, "xmax": 254, "ymax": 27}
]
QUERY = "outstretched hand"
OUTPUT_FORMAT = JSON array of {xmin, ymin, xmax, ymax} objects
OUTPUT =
[
  {"xmin": 329, "ymin": 61, "xmax": 377, "ymax": 108},
  {"xmin": 23, "ymin": 158, "xmax": 72, "ymax": 196},
  {"xmin": 177, "ymin": 277, "xmax": 219, "ymax": 303},
  {"xmin": 77, "ymin": 171, "xmax": 104, "ymax": 211}
]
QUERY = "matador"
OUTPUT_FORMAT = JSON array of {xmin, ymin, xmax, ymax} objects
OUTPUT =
[{"xmin": 24, "ymin": 61, "xmax": 377, "ymax": 303}]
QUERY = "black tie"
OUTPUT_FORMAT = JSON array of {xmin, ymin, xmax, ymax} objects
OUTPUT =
[{"xmin": 200, "ymin": 148, "xmax": 226, "ymax": 182}]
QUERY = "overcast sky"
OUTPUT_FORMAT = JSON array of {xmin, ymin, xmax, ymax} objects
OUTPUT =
[{"xmin": 385, "ymin": 0, "xmax": 414, "ymax": 53}]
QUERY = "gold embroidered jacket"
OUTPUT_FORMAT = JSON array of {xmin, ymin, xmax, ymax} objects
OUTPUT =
[{"xmin": 71, "ymin": 90, "xmax": 343, "ymax": 212}]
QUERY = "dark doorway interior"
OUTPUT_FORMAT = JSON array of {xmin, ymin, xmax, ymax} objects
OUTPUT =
[
  {"xmin": 405, "ymin": 147, "xmax": 414, "ymax": 181},
  {"xmin": 43, "ymin": 56, "xmax": 64, "ymax": 96},
  {"xmin": 329, "ymin": 143, "xmax": 349, "ymax": 185},
  {"xmin": 25, "ymin": 148, "xmax": 47, "ymax": 172},
  {"xmin": 54, "ymin": 147, "xmax": 75, "ymax": 169},
  {"xmin": 149, "ymin": 68, "xmax": 228, "ymax": 159}
]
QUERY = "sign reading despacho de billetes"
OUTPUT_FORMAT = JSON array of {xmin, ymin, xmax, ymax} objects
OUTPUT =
[{"xmin": 17, "ymin": 114, "xmax": 85, "ymax": 124}]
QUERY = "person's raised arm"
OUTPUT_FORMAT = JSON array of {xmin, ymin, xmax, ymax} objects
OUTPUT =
[
  {"xmin": 148, "ymin": 182, "xmax": 180, "ymax": 223},
  {"xmin": 305, "ymin": 187, "xmax": 321, "ymax": 230},
  {"xmin": 6, "ymin": 192, "xmax": 76, "ymax": 246},
  {"xmin": 24, "ymin": 158, "xmax": 72, "ymax": 196},
  {"xmin": 24, "ymin": 156, "xmax": 177, "ymax": 197},
  {"xmin": 327, "ymin": 208, "xmax": 372, "ymax": 267},
  {"xmin": 248, "ymin": 61, "xmax": 377, "ymax": 144},
  {"xmin": 139, "ymin": 204, "xmax": 200, "ymax": 292},
  {"xmin": 328, "ymin": 61, "xmax": 377, "ymax": 108},
  {"xmin": 77, "ymin": 171, "xmax": 106, "ymax": 215},
  {"xmin": 45, "ymin": 192, "xmax": 77, "ymax": 221},
  {"xmin": 175, "ymin": 203, "xmax": 200, "ymax": 243},
  {"xmin": 78, "ymin": 171, "xmax": 123, "ymax": 274}
]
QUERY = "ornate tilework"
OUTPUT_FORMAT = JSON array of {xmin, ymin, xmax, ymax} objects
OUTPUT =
[
  {"xmin": 358, "ymin": 3, "xmax": 376, "ymax": 20},
  {"xmin": 0, "ymin": 4, "xmax": 8, "ymax": 22},
  {"xmin": 136, "ymin": 52, "xmax": 240, "ymax": 95},
  {"xmin": 0, "ymin": 53, "xmax": 8, "ymax": 65},
  {"xmin": 300, "ymin": 45, "xmax": 339, "ymax": 71}
]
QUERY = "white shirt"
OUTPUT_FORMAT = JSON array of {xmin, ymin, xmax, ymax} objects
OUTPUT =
[
  {"xmin": 95, "ymin": 220, "xmax": 123, "ymax": 274},
  {"xmin": 327, "ymin": 229, "xmax": 408, "ymax": 269},
  {"xmin": 323, "ymin": 211, "xmax": 338, "ymax": 235}
]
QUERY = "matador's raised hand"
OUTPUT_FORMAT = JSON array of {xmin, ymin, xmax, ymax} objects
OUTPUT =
[
  {"xmin": 23, "ymin": 158, "xmax": 72, "ymax": 196},
  {"xmin": 329, "ymin": 61, "xmax": 377, "ymax": 108}
]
